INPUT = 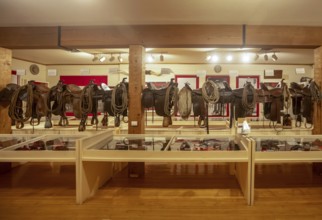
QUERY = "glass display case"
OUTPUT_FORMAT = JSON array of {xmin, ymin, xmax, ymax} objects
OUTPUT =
[
  {"xmin": 251, "ymin": 135, "xmax": 322, "ymax": 163},
  {"xmin": 249, "ymin": 135, "xmax": 322, "ymax": 206},
  {"xmin": 0, "ymin": 134, "xmax": 40, "ymax": 150},
  {"xmin": 94, "ymin": 135, "xmax": 171, "ymax": 151},
  {"xmin": 168, "ymin": 136, "xmax": 240, "ymax": 151},
  {"xmin": 0, "ymin": 134, "xmax": 84, "ymax": 162}
]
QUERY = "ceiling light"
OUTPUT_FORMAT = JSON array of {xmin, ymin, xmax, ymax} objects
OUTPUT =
[
  {"xmin": 160, "ymin": 54, "xmax": 164, "ymax": 62},
  {"xmin": 99, "ymin": 55, "xmax": 106, "ymax": 62},
  {"xmin": 272, "ymin": 53, "xmax": 278, "ymax": 61},
  {"xmin": 147, "ymin": 54, "xmax": 154, "ymax": 62},
  {"xmin": 226, "ymin": 55, "xmax": 233, "ymax": 62},
  {"xmin": 109, "ymin": 54, "xmax": 115, "ymax": 62},
  {"xmin": 118, "ymin": 54, "xmax": 123, "ymax": 62},
  {"xmin": 264, "ymin": 54, "xmax": 268, "ymax": 61},
  {"xmin": 211, "ymin": 55, "xmax": 219, "ymax": 63},
  {"xmin": 206, "ymin": 55, "xmax": 212, "ymax": 61},
  {"xmin": 242, "ymin": 53, "xmax": 251, "ymax": 63},
  {"xmin": 254, "ymin": 54, "xmax": 259, "ymax": 61}
]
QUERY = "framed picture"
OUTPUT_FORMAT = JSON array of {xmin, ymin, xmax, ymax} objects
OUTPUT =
[
  {"xmin": 205, "ymin": 75, "xmax": 230, "ymax": 117},
  {"xmin": 236, "ymin": 75, "xmax": 260, "ymax": 117},
  {"xmin": 175, "ymin": 75, "xmax": 199, "ymax": 90}
]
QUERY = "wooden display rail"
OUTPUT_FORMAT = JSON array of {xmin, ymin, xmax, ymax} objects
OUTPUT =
[
  {"xmin": 249, "ymin": 135, "xmax": 322, "ymax": 205},
  {"xmin": 77, "ymin": 131, "xmax": 252, "ymax": 205}
]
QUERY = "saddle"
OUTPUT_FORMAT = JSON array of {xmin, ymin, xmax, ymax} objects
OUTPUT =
[
  {"xmin": 101, "ymin": 78, "xmax": 128, "ymax": 127},
  {"xmin": 0, "ymin": 83, "xmax": 20, "ymax": 107},
  {"xmin": 191, "ymin": 88, "xmax": 206, "ymax": 127},
  {"xmin": 289, "ymin": 82, "xmax": 314, "ymax": 126},
  {"xmin": 260, "ymin": 83, "xmax": 284, "ymax": 124},
  {"xmin": 177, "ymin": 83, "xmax": 192, "ymax": 120},
  {"xmin": 142, "ymin": 79, "xmax": 178, "ymax": 127}
]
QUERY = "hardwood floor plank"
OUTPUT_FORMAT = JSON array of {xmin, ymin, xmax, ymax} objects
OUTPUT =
[{"xmin": 0, "ymin": 162, "xmax": 322, "ymax": 219}]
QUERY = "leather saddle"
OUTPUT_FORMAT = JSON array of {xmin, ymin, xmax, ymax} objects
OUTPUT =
[
  {"xmin": 142, "ymin": 80, "xmax": 178, "ymax": 117},
  {"xmin": 260, "ymin": 83, "xmax": 284, "ymax": 123}
]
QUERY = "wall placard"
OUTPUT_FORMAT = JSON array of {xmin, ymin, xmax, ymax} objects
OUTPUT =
[{"xmin": 264, "ymin": 69, "xmax": 283, "ymax": 79}]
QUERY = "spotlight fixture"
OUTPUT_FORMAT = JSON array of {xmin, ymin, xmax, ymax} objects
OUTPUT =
[
  {"xmin": 254, "ymin": 54, "xmax": 259, "ymax": 61},
  {"xmin": 92, "ymin": 54, "xmax": 99, "ymax": 62},
  {"xmin": 109, "ymin": 54, "xmax": 115, "ymax": 62},
  {"xmin": 118, "ymin": 54, "xmax": 123, "ymax": 62},
  {"xmin": 264, "ymin": 54, "xmax": 268, "ymax": 61},
  {"xmin": 206, "ymin": 55, "xmax": 212, "ymax": 61},
  {"xmin": 272, "ymin": 53, "xmax": 278, "ymax": 61},
  {"xmin": 99, "ymin": 55, "xmax": 106, "ymax": 62},
  {"xmin": 160, "ymin": 54, "xmax": 164, "ymax": 62}
]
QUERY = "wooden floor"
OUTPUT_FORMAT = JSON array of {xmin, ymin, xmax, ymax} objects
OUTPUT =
[{"xmin": 1, "ymin": 162, "xmax": 322, "ymax": 220}]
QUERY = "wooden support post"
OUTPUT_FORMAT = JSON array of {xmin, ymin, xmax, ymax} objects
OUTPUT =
[
  {"xmin": 128, "ymin": 45, "xmax": 145, "ymax": 178},
  {"xmin": 313, "ymin": 46, "xmax": 322, "ymax": 135},
  {"xmin": 0, "ymin": 47, "xmax": 12, "ymax": 134},
  {"xmin": 0, "ymin": 47, "xmax": 12, "ymax": 173}
]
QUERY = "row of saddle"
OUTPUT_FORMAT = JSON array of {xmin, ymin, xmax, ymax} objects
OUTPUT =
[{"xmin": 0, "ymin": 76, "xmax": 321, "ymax": 131}]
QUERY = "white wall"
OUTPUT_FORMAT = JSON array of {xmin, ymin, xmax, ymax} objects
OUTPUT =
[
  {"xmin": 12, "ymin": 59, "xmax": 47, "ymax": 85},
  {"xmin": 12, "ymin": 59, "xmax": 313, "ymax": 88}
]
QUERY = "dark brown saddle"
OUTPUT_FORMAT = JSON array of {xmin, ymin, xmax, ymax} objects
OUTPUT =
[
  {"xmin": 289, "ymin": 81, "xmax": 315, "ymax": 127},
  {"xmin": 142, "ymin": 80, "xmax": 178, "ymax": 117},
  {"xmin": 8, "ymin": 81, "xmax": 50, "ymax": 129},
  {"xmin": 191, "ymin": 88, "xmax": 206, "ymax": 127},
  {"xmin": 101, "ymin": 79, "xmax": 128, "ymax": 127},
  {"xmin": 0, "ymin": 83, "xmax": 20, "ymax": 106},
  {"xmin": 229, "ymin": 82, "xmax": 257, "ymax": 128},
  {"xmin": 260, "ymin": 83, "xmax": 284, "ymax": 124},
  {"xmin": 142, "ymin": 79, "xmax": 178, "ymax": 127}
]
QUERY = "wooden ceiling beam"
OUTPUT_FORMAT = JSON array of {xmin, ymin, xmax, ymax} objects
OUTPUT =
[
  {"xmin": 0, "ymin": 27, "xmax": 59, "ymax": 49},
  {"xmin": 1, "ymin": 25, "xmax": 322, "ymax": 49},
  {"xmin": 60, "ymin": 25, "xmax": 244, "ymax": 48},
  {"xmin": 245, "ymin": 25, "xmax": 322, "ymax": 48}
]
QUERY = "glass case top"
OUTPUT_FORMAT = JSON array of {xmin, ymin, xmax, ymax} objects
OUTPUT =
[
  {"xmin": 255, "ymin": 137, "xmax": 322, "ymax": 152},
  {"xmin": 2, "ymin": 136, "xmax": 81, "ymax": 151},
  {"xmin": 169, "ymin": 136, "xmax": 240, "ymax": 151},
  {"xmin": 96, "ymin": 136, "xmax": 172, "ymax": 151},
  {"xmin": 0, "ymin": 136, "xmax": 33, "ymax": 150}
]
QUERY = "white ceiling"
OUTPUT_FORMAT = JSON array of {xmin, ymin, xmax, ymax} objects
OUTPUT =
[{"xmin": 1, "ymin": 0, "xmax": 321, "ymax": 65}]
